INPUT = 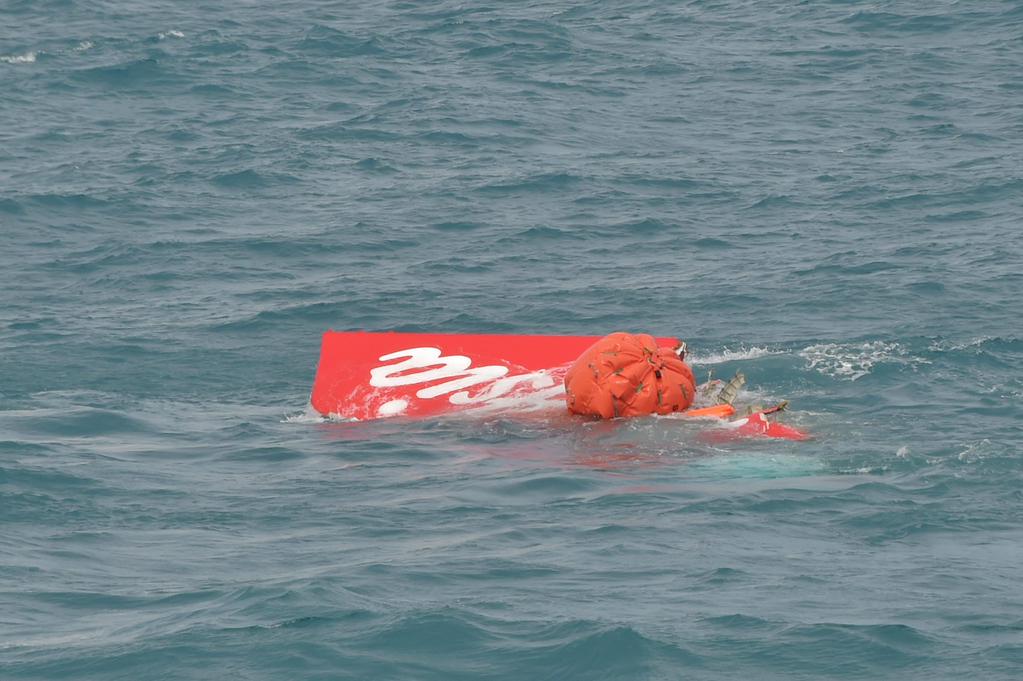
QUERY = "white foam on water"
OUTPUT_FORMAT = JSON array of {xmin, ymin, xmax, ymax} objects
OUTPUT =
[
  {"xmin": 75, "ymin": 41, "xmax": 94, "ymax": 51},
  {"xmin": 956, "ymin": 439, "xmax": 994, "ymax": 463},
  {"xmin": 896, "ymin": 445, "xmax": 910, "ymax": 459},
  {"xmin": 928, "ymin": 336, "xmax": 994, "ymax": 352},
  {"xmin": 159, "ymin": 30, "xmax": 185, "ymax": 39},
  {"xmin": 689, "ymin": 346, "xmax": 777, "ymax": 365},
  {"xmin": 838, "ymin": 465, "xmax": 889, "ymax": 474},
  {"xmin": 799, "ymin": 341, "xmax": 929, "ymax": 381},
  {"xmin": 461, "ymin": 384, "xmax": 566, "ymax": 416},
  {"xmin": 1, "ymin": 52, "xmax": 37, "ymax": 64},
  {"xmin": 282, "ymin": 404, "xmax": 330, "ymax": 423}
]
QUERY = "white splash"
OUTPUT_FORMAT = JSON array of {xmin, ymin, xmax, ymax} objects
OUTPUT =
[
  {"xmin": 75, "ymin": 41, "xmax": 94, "ymax": 51},
  {"xmin": 896, "ymin": 445, "xmax": 910, "ymax": 459},
  {"xmin": 688, "ymin": 346, "xmax": 777, "ymax": 365},
  {"xmin": 838, "ymin": 465, "xmax": 889, "ymax": 474},
  {"xmin": 957, "ymin": 439, "xmax": 993, "ymax": 463},
  {"xmin": 159, "ymin": 30, "xmax": 185, "ymax": 40},
  {"xmin": 282, "ymin": 404, "xmax": 328, "ymax": 423},
  {"xmin": 928, "ymin": 336, "xmax": 994, "ymax": 352},
  {"xmin": 799, "ymin": 341, "xmax": 929, "ymax": 381},
  {"xmin": 1, "ymin": 52, "xmax": 37, "ymax": 64},
  {"xmin": 461, "ymin": 384, "xmax": 565, "ymax": 415}
]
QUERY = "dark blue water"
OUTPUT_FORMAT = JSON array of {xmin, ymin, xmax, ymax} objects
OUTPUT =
[{"xmin": 3, "ymin": 1, "xmax": 1023, "ymax": 679}]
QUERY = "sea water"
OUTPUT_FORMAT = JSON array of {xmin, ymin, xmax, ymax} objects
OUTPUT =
[{"xmin": 2, "ymin": 1, "xmax": 1022, "ymax": 679}]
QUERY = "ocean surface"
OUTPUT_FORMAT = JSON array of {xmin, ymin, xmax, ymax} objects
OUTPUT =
[{"xmin": 3, "ymin": 1, "xmax": 1022, "ymax": 679}]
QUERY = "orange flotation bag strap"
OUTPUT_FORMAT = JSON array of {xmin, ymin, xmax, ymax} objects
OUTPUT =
[{"xmin": 564, "ymin": 332, "xmax": 697, "ymax": 419}]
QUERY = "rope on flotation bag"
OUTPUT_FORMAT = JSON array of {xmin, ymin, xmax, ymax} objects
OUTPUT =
[{"xmin": 564, "ymin": 332, "xmax": 697, "ymax": 419}]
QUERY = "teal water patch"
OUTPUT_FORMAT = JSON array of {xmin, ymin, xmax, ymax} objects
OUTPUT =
[
  {"xmin": 3, "ymin": 0, "xmax": 1023, "ymax": 679},
  {"xmin": 686, "ymin": 452, "xmax": 826, "ymax": 480}
]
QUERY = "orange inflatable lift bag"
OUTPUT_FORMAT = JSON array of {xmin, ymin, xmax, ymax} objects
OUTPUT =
[{"xmin": 564, "ymin": 332, "xmax": 697, "ymax": 419}]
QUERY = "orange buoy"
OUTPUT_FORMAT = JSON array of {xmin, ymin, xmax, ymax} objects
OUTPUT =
[{"xmin": 564, "ymin": 332, "xmax": 696, "ymax": 419}]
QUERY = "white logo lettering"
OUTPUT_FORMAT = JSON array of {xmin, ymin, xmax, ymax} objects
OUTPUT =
[
  {"xmin": 369, "ymin": 347, "xmax": 511, "ymax": 402},
  {"xmin": 370, "ymin": 347, "xmax": 473, "ymax": 387},
  {"xmin": 368, "ymin": 346, "xmax": 564, "ymax": 411},
  {"xmin": 448, "ymin": 371, "xmax": 555, "ymax": 404}
]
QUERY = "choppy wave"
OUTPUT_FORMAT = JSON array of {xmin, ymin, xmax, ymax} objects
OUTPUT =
[
  {"xmin": 1, "ymin": 51, "xmax": 37, "ymax": 64},
  {"xmin": 4, "ymin": 0, "xmax": 1023, "ymax": 679},
  {"xmin": 799, "ymin": 341, "xmax": 930, "ymax": 380},
  {"xmin": 689, "ymin": 346, "xmax": 779, "ymax": 365}
]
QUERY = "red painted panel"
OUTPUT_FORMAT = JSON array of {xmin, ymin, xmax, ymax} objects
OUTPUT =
[
  {"xmin": 309, "ymin": 331, "xmax": 680, "ymax": 420},
  {"xmin": 308, "ymin": 331, "xmax": 810, "ymax": 441}
]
